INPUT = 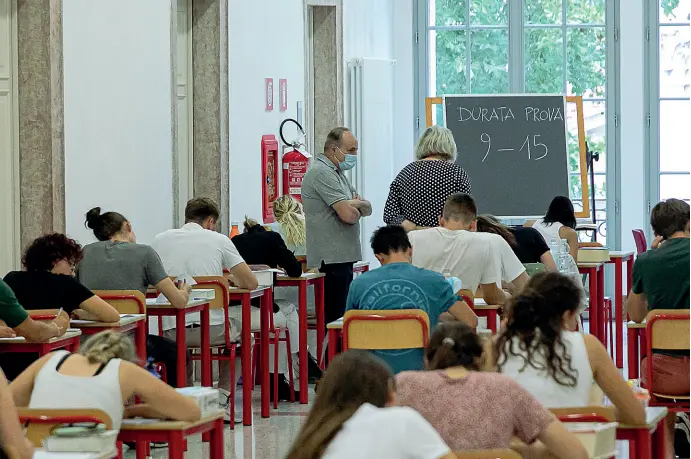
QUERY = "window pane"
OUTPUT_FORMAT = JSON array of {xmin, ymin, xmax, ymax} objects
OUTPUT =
[
  {"xmin": 660, "ymin": 0, "xmax": 691, "ymax": 24},
  {"xmin": 470, "ymin": 0, "xmax": 508, "ymax": 25},
  {"xmin": 659, "ymin": 26, "xmax": 691, "ymax": 98},
  {"xmin": 470, "ymin": 29, "xmax": 509, "ymax": 93},
  {"xmin": 660, "ymin": 173, "xmax": 691, "ymax": 200},
  {"xmin": 566, "ymin": 103, "xmax": 585, "ymax": 203},
  {"xmin": 660, "ymin": 100, "xmax": 691, "ymax": 172},
  {"xmin": 429, "ymin": 30, "xmax": 468, "ymax": 97},
  {"xmin": 567, "ymin": 0, "xmax": 605, "ymax": 24},
  {"xmin": 567, "ymin": 27, "xmax": 606, "ymax": 97},
  {"xmin": 430, "ymin": 0, "xmax": 466, "ymax": 26},
  {"xmin": 524, "ymin": 0, "xmax": 563, "ymax": 25},
  {"xmin": 525, "ymin": 28, "xmax": 564, "ymax": 93}
]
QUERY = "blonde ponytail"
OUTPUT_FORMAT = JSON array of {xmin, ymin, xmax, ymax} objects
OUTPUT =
[
  {"xmin": 243, "ymin": 215, "xmax": 260, "ymax": 233},
  {"xmin": 80, "ymin": 331, "xmax": 137, "ymax": 365},
  {"xmin": 272, "ymin": 196, "xmax": 306, "ymax": 248}
]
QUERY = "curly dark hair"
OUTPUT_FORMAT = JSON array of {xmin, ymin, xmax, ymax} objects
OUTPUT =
[
  {"xmin": 494, "ymin": 271, "xmax": 582, "ymax": 387},
  {"xmin": 22, "ymin": 233, "xmax": 84, "ymax": 272}
]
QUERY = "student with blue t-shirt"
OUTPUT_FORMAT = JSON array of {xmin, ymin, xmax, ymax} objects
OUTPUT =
[{"xmin": 345, "ymin": 225, "xmax": 478, "ymax": 373}]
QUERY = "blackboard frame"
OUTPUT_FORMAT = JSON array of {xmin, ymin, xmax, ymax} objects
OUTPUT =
[{"xmin": 425, "ymin": 95, "xmax": 590, "ymax": 220}]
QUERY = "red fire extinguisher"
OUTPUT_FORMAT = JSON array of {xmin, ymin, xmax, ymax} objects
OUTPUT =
[{"xmin": 279, "ymin": 118, "xmax": 310, "ymax": 202}]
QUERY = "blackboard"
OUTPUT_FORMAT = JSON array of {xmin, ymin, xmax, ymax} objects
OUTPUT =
[{"xmin": 443, "ymin": 94, "xmax": 570, "ymax": 217}]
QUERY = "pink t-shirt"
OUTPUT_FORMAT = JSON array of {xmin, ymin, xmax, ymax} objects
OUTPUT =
[{"xmin": 396, "ymin": 371, "xmax": 554, "ymax": 451}]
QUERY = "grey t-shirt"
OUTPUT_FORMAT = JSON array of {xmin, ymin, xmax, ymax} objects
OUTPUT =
[
  {"xmin": 77, "ymin": 241, "xmax": 168, "ymax": 294},
  {"xmin": 301, "ymin": 154, "xmax": 362, "ymax": 268}
]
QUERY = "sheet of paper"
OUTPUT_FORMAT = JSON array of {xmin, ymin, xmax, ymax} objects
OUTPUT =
[
  {"xmin": 121, "ymin": 418, "xmax": 162, "ymax": 425},
  {"xmin": 70, "ymin": 320, "xmax": 98, "ymax": 325},
  {"xmin": 34, "ymin": 450, "xmax": 111, "ymax": 458}
]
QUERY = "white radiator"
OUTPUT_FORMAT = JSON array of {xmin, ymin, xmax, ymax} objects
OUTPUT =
[{"xmin": 347, "ymin": 57, "xmax": 396, "ymax": 266}]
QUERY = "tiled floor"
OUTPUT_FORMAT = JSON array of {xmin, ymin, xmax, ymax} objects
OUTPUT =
[{"xmin": 124, "ymin": 320, "xmax": 646, "ymax": 458}]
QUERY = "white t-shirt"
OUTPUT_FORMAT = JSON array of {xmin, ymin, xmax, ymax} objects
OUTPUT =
[
  {"xmin": 475, "ymin": 232, "xmax": 526, "ymax": 286},
  {"xmin": 408, "ymin": 227, "xmax": 501, "ymax": 294},
  {"xmin": 323, "ymin": 403, "xmax": 450, "ymax": 459},
  {"xmin": 151, "ymin": 222, "xmax": 245, "ymax": 328}
]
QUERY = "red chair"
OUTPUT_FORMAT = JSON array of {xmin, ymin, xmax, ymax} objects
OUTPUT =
[
  {"xmin": 342, "ymin": 310, "xmax": 430, "ymax": 352},
  {"xmin": 644, "ymin": 309, "xmax": 690, "ymax": 413},
  {"xmin": 632, "ymin": 229, "xmax": 647, "ymax": 255},
  {"xmin": 251, "ymin": 307, "xmax": 296, "ymax": 408},
  {"xmin": 189, "ymin": 276, "xmax": 239, "ymax": 428}
]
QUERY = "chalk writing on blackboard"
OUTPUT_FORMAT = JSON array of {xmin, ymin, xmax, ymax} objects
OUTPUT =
[
  {"xmin": 458, "ymin": 106, "xmax": 564, "ymax": 123},
  {"xmin": 481, "ymin": 133, "xmax": 548, "ymax": 163}
]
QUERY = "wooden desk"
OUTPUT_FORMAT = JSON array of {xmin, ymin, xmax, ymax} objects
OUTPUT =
[
  {"xmin": 119, "ymin": 412, "xmax": 224, "ymax": 459},
  {"xmin": 227, "ymin": 285, "xmax": 272, "ymax": 425},
  {"xmin": 472, "ymin": 298, "xmax": 502, "ymax": 333},
  {"xmin": 71, "ymin": 314, "xmax": 147, "ymax": 363},
  {"xmin": 275, "ymin": 272, "xmax": 325, "ymax": 404},
  {"xmin": 144, "ymin": 299, "xmax": 211, "ymax": 390},
  {"xmin": 353, "ymin": 261, "xmax": 370, "ymax": 274},
  {"xmin": 606, "ymin": 250, "xmax": 635, "ymax": 369},
  {"xmin": 0, "ymin": 329, "xmax": 81, "ymax": 355},
  {"xmin": 627, "ymin": 320, "xmax": 646, "ymax": 380},
  {"xmin": 618, "ymin": 406, "xmax": 668, "ymax": 459},
  {"xmin": 578, "ymin": 261, "xmax": 606, "ymax": 344}
]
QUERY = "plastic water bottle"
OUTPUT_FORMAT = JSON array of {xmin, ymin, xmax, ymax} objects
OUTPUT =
[{"xmin": 558, "ymin": 240, "xmax": 571, "ymax": 273}]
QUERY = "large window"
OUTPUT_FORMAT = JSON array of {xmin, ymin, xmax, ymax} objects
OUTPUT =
[
  {"xmin": 657, "ymin": 0, "xmax": 690, "ymax": 203},
  {"xmin": 420, "ymin": 0, "xmax": 613, "ymax": 242}
]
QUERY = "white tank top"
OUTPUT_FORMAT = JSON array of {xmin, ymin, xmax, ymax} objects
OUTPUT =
[
  {"xmin": 533, "ymin": 219, "xmax": 564, "ymax": 246},
  {"xmin": 29, "ymin": 351, "xmax": 124, "ymax": 430},
  {"xmin": 499, "ymin": 331, "xmax": 593, "ymax": 408}
]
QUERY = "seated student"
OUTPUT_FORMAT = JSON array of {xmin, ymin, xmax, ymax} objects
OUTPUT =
[
  {"xmin": 10, "ymin": 331, "xmax": 200, "ymax": 431},
  {"xmin": 526, "ymin": 196, "xmax": 579, "ymax": 260},
  {"xmin": 0, "ymin": 278, "xmax": 70, "ymax": 343},
  {"xmin": 396, "ymin": 323, "xmax": 588, "ymax": 459},
  {"xmin": 3, "ymin": 233, "xmax": 120, "ymax": 323},
  {"xmin": 627, "ymin": 198, "xmax": 690, "ymax": 459},
  {"xmin": 0, "ymin": 369, "xmax": 33, "ymax": 459},
  {"xmin": 152, "ymin": 197, "xmax": 258, "ymax": 421},
  {"xmin": 2, "ymin": 234, "xmax": 119, "ymax": 380},
  {"xmin": 77, "ymin": 207, "xmax": 192, "ymax": 387},
  {"xmin": 408, "ymin": 193, "xmax": 508, "ymax": 305},
  {"xmin": 477, "ymin": 214, "xmax": 558, "ymax": 271},
  {"xmin": 346, "ymin": 225, "xmax": 477, "ymax": 373},
  {"xmin": 286, "ymin": 350, "xmax": 454, "ymax": 459},
  {"xmin": 495, "ymin": 272, "xmax": 645, "ymax": 426},
  {"xmin": 232, "ymin": 216, "xmax": 322, "ymax": 399}
]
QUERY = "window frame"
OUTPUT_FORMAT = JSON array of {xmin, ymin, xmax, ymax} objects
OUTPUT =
[
  {"xmin": 413, "ymin": 0, "xmax": 621, "ymax": 248},
  {"xmin": 644, "ymin": 0, "xmax": 690, "ymax": 242}
]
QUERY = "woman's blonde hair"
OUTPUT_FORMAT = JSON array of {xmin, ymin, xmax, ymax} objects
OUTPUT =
[
  {"xmin": 80, "ymin": 331, "xmax": 137, "ymax": 365},
  {"xmin": 243, "ymin": 215, "xmax": 260, "ymax": 232},
  {"xmin": 272, "ymin": 195, "xmax": 306, "ymax": 248},
  {"xmin": 414, "ymin": 125, "xmax": 457, "ymax": 161}
]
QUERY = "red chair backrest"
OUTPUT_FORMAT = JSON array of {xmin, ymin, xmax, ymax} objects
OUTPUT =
[{"xmin": 632, "ymin": 229, "xmax": 647, "ymax": 254}]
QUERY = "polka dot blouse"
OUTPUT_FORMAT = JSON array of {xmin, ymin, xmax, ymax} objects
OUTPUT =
[{"xmin": 383, "ymin": 160, "xmax": 472, "ymax": 228}]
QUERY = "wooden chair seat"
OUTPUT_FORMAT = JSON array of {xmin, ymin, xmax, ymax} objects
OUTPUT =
[
  {"xmin": 18, "ymin": 408, "xmax": 113, "ymax": 447},
  {"xmin": 343, "ymin": 309, "xmax": 430, "ymax": 351}
]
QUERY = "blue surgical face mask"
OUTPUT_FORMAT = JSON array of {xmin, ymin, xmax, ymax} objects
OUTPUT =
[{"xmin": 337, "ymin": 147, "xmax": 357, "ymax": 170}]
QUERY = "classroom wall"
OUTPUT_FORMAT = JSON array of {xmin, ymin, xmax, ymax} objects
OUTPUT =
[
  {"xmin": 227, "ymin": 0, "xmax": 305, "ymax": 224},
  {"xmin": 63, "ymin": 0, "xmax": 174, "ymax": 246}
]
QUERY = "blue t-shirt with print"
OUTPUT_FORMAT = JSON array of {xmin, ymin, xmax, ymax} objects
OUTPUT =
[{"xmin": 345, "ymin": 262, "xmax": 459, "ymax": 373}]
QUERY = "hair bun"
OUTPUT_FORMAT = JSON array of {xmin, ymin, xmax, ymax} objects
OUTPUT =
[{"xmin": 85, "ymin": 207, "xmax": 102, "ymax": 229}]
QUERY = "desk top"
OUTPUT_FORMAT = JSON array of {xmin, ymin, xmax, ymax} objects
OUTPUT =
[
  {"xmin": 327, "ymin": 318, "xmax": 343, "ymax": 329},
  {"xmin": 145, "ymin": 298, "xmax": 210, "ymax": 309},
  {"xmin": 577, "ymin": 261, "xmax": 605, "ymax": 268},
  {"xmin": 620, "ymin": 406, "xmax": 668, "ymax": 430},
  {"xmin": 276, "ymin": 272, "xmax": 325, "ymax": 282},
  {"xmin": 71, "ymin": 314, "xmax": 145, "ymax": 328},
  {"xmin": 0, "ymin": 329, "xmax": 81, "ymax": 344},
  {"xmin": 354, "ymin": 261, "xmax": 370, "ymax": 270},
  {"xmin": 472, "ymin": 299, "xmax": 502, "ymax": 310},
  {"xmin": 120, "ymin": 412, "xmax": 223, "ymax": 431},
  {"xmin": 627, "ymin": 320, "xmax": 646, "ymax": 329},
  {"xmin": 228, "ymin": 285, "xmax": 271, "ymax": 294},
  {"xmin": 34, "ymin": 449, "xmax": 118, "ymax": 459},
  {"xmin": 608, "ymin": 250, "xmax": 635, "ymax": 258}
]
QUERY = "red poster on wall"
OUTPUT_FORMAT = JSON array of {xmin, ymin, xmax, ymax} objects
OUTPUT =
[
  {"xmin": 279, "ymin": 78, "xmax": 288, "ymax": 111},
  {"xmin": 265, "ymin": 78, "xmax": 274, "ymax": 111}
]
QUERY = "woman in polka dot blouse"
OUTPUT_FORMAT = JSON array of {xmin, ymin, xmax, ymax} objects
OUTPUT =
[{"xmin": 383, "ymin": 126, "xmax": 471, "ymax": 231}]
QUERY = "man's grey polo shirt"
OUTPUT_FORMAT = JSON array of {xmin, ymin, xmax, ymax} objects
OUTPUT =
[{"xmin": 302, "ymin": 154, "xmax": 362, "ymax": 268}]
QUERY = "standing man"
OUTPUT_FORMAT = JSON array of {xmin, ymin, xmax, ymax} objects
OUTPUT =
[{"xmin": 302, "ymin": 127, "xmax": 372, "ymax": 327}]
